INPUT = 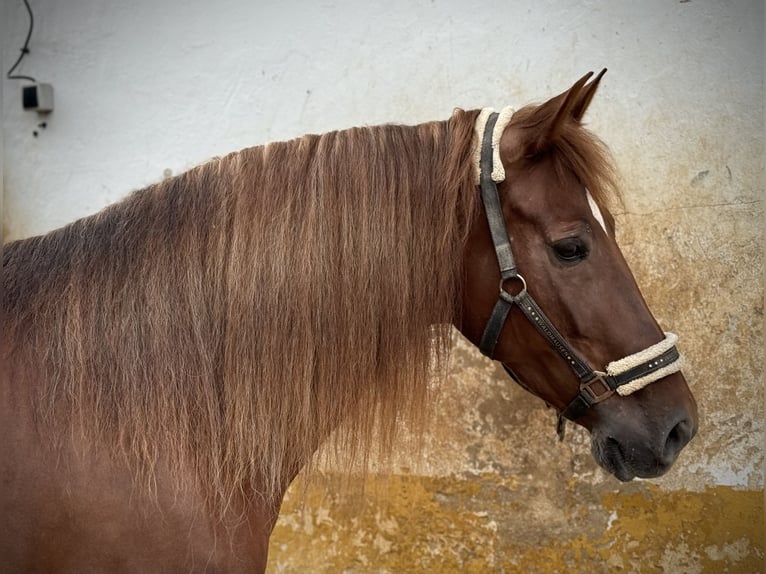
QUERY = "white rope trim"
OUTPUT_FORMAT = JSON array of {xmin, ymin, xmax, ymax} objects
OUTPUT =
[
  {"xmin": 614, "ymin": 356, "xmax": 685, "ymax": 396},
  {"xmin": 491, "ymin": 106, "xmax": 514, "ymax": 182},
  {"xmin": 607, "ymin": 332, "xmax": 678, "ymax": 373},
  {"xmin": 605, "ymin": 332, "xmax": 684, "ymax": 396},
  {"xmin": 473, "ymin": 106, "xmax": 515, "ymax": 184}
]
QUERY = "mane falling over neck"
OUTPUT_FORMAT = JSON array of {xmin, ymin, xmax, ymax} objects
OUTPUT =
[{"xmin": 2, "ymin": 110, "xmax": 481, "ymax": 507}]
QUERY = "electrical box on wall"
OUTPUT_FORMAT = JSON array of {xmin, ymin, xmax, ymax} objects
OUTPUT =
[{"xmin": 22, "ymin": 83, "xmax": 54, "ymax": 113}]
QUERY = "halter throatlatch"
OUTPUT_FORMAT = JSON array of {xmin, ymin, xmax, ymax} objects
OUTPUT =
[{"xmin": 474, "ymin": 109, "xmax": 684, "ymax": 439}]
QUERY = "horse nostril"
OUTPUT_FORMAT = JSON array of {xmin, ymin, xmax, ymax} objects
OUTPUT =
[{"xmin": 663, "ymin": 418, "xmax": 694, "ymax": 461}]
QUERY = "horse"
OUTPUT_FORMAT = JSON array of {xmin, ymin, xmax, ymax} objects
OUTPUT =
[{"xmin": 1, "ymin": 71, "xmax": 698, "ymax": 573}]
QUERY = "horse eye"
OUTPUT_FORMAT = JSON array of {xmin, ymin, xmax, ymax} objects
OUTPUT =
[{"xmin": 552, "ymin": 238, "xmax": 588, "ymax": 263}]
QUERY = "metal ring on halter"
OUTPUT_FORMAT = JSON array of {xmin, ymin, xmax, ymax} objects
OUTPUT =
[{"xmin": 499, "ymin": 274, "xmax": 527, "ymax": 303}]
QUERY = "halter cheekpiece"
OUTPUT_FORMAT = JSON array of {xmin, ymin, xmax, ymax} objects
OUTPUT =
[{"xmin": 475, "ymin": 110, "xmax": 684, "ymax": 439}]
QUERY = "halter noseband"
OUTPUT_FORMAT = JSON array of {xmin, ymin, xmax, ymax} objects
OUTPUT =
[{"xmin": 476, "ymin": 111, "xmax": 683, "ymax": 438}]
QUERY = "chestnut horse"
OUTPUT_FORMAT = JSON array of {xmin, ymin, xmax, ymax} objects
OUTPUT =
[{"xmin": 1, "ymin": 72, "xmax": 697, "ymax": 572}]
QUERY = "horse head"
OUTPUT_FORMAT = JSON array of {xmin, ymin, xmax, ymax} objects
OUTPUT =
[{"xmin": 459, "ymin": 71, "xmax": 698, "ymax": 481}]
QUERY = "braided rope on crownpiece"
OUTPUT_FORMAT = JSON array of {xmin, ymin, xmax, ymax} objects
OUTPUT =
[{"xmin": 472, "ymin": 106, "xmax": 514, "ymax": 184}]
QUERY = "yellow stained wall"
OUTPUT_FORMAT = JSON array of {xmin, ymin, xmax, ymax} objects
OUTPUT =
[{"xmin": 269, "ymin": 477, "xmax": 762, "ymax": 574}]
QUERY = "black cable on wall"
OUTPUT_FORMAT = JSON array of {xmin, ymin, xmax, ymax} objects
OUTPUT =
[{"xmin": 6, "ymin": 0, "xmax": 37, "ymax": 83}]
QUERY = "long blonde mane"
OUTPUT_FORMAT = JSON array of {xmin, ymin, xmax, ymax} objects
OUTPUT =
[
  {"xmin": 2, "ymin": 100, "xmax": 620, "ymax": 511},
  {"xmin": 2, "ymin": 110, "xmax": 481, "ymax": 507}
]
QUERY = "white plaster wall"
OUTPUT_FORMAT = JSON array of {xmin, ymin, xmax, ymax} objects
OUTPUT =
[
  {"xmin": 2, "ymin": 0, "xmax": 763, "ymax": 489},
  {"xmin": 4, "ymin": 1, "xmax": 760, "ymax": 239}
]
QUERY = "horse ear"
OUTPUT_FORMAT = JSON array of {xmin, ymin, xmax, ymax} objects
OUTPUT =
[
  {"xmin": 545, "ymin": 71, "xmax": 594, "ymax": 142},
  {"xmin": 501, "ymin": 71, "xmax": 605, "ymax": 161},
  {"xmin": 520, "ymin": 71, "xmax": 594, "ymax": 156},
  {"xmin": 571, "ymin": 68, "xmax": 606, "ymax": 122}
]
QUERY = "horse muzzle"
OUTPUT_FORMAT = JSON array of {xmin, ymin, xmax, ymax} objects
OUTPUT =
[{"xmin": 589, "ymin": 376, "xmax": 699, "ymax": 481}]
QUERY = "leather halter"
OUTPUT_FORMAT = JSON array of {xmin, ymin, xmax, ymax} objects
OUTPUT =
[{"xmin": 476, "ymin": 112, "xmax": 681, "ymax": 438}]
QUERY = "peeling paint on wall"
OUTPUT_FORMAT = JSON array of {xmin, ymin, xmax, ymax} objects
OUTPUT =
[{"xmin": 269, "ymin": 475, "xmax": 763, "ymax": 574}]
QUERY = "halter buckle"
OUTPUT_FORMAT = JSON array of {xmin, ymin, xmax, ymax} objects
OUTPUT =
[{"xmin": 580, "ymin": 372, "xmax": 615, "ymax": 404}]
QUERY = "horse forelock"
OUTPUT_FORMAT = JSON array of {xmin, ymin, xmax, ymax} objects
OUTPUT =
[{"xmin": 3, "ymin": 109, "xmax": 481, "ymax": 511}]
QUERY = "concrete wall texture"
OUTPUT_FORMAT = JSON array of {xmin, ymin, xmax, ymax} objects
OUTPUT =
[{"xmin": 3, "ymin": 0, "xmax": 763, "ymax": 572}]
